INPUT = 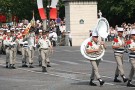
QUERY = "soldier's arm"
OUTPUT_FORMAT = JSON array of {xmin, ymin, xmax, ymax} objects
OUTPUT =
[
  {"xmin": 112, "ymin": 41, "xmax": 121, "ymax": 49},
  {"xmin": 86, "ymin": 48, "xmax": 100, "ymax": 54},
  {"xmin": 112, "ymin": 45, "xmax": 121, "ymax": 49},
  {"xmin": 129, "ymin": 48, "xmax": 135, "ymax": 51}
]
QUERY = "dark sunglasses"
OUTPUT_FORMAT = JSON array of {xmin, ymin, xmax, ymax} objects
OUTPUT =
[
  {"xmin": 118, "ymin": 31, "xmax": 123, "ymax": 33},
  {"xmin": 93, "ymin": 36, "xmax": 98, "ymax": 38}
]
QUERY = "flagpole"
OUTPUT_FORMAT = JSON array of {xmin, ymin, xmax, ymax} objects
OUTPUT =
[{"xmin": 42, "ymin": 19, "xmax": 47, "ymax": 31}]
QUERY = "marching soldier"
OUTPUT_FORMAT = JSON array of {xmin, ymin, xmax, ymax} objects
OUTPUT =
[
  {"xmin": 45, "ymin": 31, "xmax": 52, "ymax": 67},
  {"xmin": 15, "ymin": 28, "xmax": 23, "ymax": 55},
  {"xmin": 36, "ymin": 29, "xmax": 43, "ymax": 66},
  {"xmin": 86, "ymin": 32, "xmax": 105, "ymax": 86},
  {"xmin": 126, "ymin": 30, "xmax": 135, "ymax": 87},
  {"xmin": 21, "ymin": 40, "xmax": 28, "ymax": 67},
  {"xmin": 3, "ymin": 30, "xmax": 16, "ymax": 69},
  {"xmin": 2, "ymin": 29, "xmax": 7, "ymax": 54},
  {"xmin": 38, "ymin": 31, "xmax": 53, "ymax": 72},
  {"xmin": 0, "ymin": 28, "xmax": 3, "ymax": 54},
  {"xmin": 112, "ymin": 28, "xmax": 128, "ymax": 83},
  {"xmin": 23, "ymin": 27, "xmax": 36, "ymax": 68}
]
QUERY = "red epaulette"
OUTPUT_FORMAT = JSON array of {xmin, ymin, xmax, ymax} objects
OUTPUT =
[
  {"xmin": 126, "ymin": 40, "xmax": 132, "ymax": 45},
  {"xmin": 88, "ymin": 42, "xmax": 93, "ymax": 46}
]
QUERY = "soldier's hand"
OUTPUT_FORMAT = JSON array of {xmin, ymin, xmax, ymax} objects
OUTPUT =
[
  {"xmin": 100, "ymin": 41, "xmax": 105, "ymax": 45},
  {"xmin": 121, "ymin": 44, "xmax": 125, "ymax": 47},
  {"xmin": 97, "ymin": 48, "xmax": 101, "ymax": 52}
]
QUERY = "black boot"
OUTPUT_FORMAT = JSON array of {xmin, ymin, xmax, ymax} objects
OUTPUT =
[
  {"xmin": 127, "ymin": 80, "xmax": 135, "ymax": 87},
  {"xmin": 98, "ymin": 78, "xmax": 105, "ymax": 86},
  {"xmin": 89, "ymin": 79, "xmax": 97, "ymax": 86},
  {"xmin": 29, "ymin": 63, "xmax": 34, "ymax": 68},
  {"xmin": 39, "ymin": 61, "xmax": 42, "ymax": 66},
  {"xmin": 121, "ymin": 75, "xmax": 128, "ymax": 83},
  {"xmin": 12, "ymin": 64, "xmax": 16, "ymax": 69},
  {"xmin": 47, "ymin": 62, "xmax": 51, "ymax": 67},
  {"xmin": 9, "ymin": 64, "xmax": 12, "ymax": 69},
  {"xmin": 22, "ymin": 62, "xmax": 28, "ymax": 67},
  {"xmin": 42, "ymin": 66, "xmax": 47, "ymax": 72},
  {"xmin": 6, "ymin": 62, "xmax": 8, "ymax": 68},
  {"xmin": 114, "ymin": 75, "xmax": 122, "ymax": 82}
]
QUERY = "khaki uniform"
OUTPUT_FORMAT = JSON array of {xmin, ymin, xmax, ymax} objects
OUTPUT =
[
  {"xmin": 16, "ymin": 32, "xmax": 23, "ymax": 53},
  {"xmin": 23, "ymin": 33, "xmax": 35, "ymax": 65},
  {"xmin": 38, "ymin": 38, "xmax": 51, "ymax": 67},
  {"xmin": 112, "ymin": 36, "xmax": 125, "ymax": 76},
  {"xmin": 36, "ymin": 35, "xmax": 42, "ymax": 63},
  {"xmin": 86, "ymin": 41, "xmax": 102, "ymax": 79},
  {"xmin": 3, "ymin": 36, "xmax": 16, "ymax": 66},
  {"xmin": 0, "ymin": 35, "xmax": 3, "ymax": 53},
  {"xmin": 128, "ymin": 39, "xmax": 135, "ymax": 80},
  {"xmin": 21, "ymin": 41, "xmax": 28, "ymax": 64}
]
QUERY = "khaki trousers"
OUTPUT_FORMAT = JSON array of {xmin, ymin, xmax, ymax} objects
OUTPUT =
[
  {"xmin": 41, "ymin": 49, "xmax": 49, "ymax": 67},
  {"xmin": 90, "ymin": 60, "xmax": 101, "ymax": 79},
  {"xmin": 0, "ymin": 40, "xmax": 2, "ymax": 52},
  {"xmin": 22, "ymin": 47, "xmax": 28, "ymax": 63},
  {"xmin": 114, "ymin": 54, "xmax": 125, "ymax": 76},
  {"xmin": 9, "ymin": 48, "xmax": 16, "ymax": 64},
  {"xmin": 6, "ymin": 47, "xmax": 10, "ymax": 63},
  {"xmin": 46, "ymin": 48, "xmax": 51, "ymax": 63},
  {"xmin": 128, "ymin": 58, "xmax": 135, "ymax": 80},
  {"xmin": 22, "ymin": 47, "xmax": 34, "ymax": 64},
  {"xmin": 38, "ymin": 49, "xmax": 42, "ymax": 62},
  {"xmin": 17, "ymin": 44, "xmax": 22, "ymax": 52}
]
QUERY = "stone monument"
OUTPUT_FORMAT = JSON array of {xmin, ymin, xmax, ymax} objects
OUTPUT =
[{"xmin": 63, "ymin": 0, "xmax": 97, "ymax": 46}]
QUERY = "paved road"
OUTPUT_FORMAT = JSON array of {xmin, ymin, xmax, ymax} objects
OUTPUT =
[{"xmin": 0, "ymin": 42, "xmax": 135, "ymax": 90}]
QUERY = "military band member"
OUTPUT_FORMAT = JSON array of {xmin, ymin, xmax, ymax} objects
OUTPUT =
[
  {"xmin": 16, "ymin": 28, "xmax": 23, "ymax": 55},
  {"xmin": 86, "ymin": 32, "xmax": 105, "ymax": 86},
  {"xmin": 3, "ymin": 30, "xmax": 16, "ymax": 69},
  {"xmin": 126, "ymin": 30, "xmax": 135, "ymax": 87},
  {"xmin": 21, "ymin": 40, "xmax": 29, "ymax": 67},
  {"xmin": 23, "ymin": 27, "xmax": 36, "ymax": 68},
  {"xmin": 38, "ymin": 31, "xmax": 53, "ymax": 72},
  {"xmin": 36, "ymin": 29, "xmax": 43, "ymax": 66},
  {"xmin": 112, "ymin": 28, "xmax": 128, "ymax": 83},
  {"xmin": 45, "ymin": 31, "xmax": 52, "ymax": 67},
  {"xmin": 0, "ymin": 28, "xmax": 3, "ymax": 54}
]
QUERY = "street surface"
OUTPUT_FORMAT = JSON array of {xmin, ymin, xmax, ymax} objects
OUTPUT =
[{"xmin": 0, "ymin": 42, "xmax": 134, "ymax": 90}]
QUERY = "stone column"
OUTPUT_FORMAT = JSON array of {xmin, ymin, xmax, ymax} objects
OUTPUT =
[{"xmin": 64, "ymin": 0, "xmax": 97, "ymax": 46}]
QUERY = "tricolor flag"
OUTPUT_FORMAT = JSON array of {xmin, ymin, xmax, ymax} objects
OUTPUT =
[
  {"xmin": 50, "ymin": 0, "xmax": 59, "ymax": 19},
  {"xmin": 37, "ymin": 0, "xmax": 47, "ymax": 20}
]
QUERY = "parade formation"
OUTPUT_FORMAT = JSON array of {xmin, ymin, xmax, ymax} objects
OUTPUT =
[{"xmin": 0, "ymin": 0, "xmax": 135, "ymax": 90}]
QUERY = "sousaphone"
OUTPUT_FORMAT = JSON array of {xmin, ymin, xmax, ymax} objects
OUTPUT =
[{"xmin": 80, "ymin": 17, "xmax": 110, "ymax": 60}]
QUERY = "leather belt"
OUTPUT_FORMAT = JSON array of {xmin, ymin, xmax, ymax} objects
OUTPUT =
[{"xmin": 41, "ymin": 48, "xmax": 48, "ymax": 50}]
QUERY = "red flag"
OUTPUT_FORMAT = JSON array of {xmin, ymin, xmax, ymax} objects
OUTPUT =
[
  {"xmin": 50, "ymin": 8, "xmax": 57, "ymax": 19},
  {"xmin": 37, "ymin": 0, "xmax": 47, "ymax": 20},
  {"xmin": 38, "ymin": 8, "xmax": 46, "ymax": 20}
]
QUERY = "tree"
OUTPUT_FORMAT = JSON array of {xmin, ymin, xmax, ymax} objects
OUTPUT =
[{"xmin": 98, "ymin": 0, "xmax": 135, "ymax": 26}]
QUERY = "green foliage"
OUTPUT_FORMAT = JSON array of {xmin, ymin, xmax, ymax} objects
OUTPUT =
[{"xmin": 98, "ymin": 0, "xmax": 135, "ymax": 25}]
